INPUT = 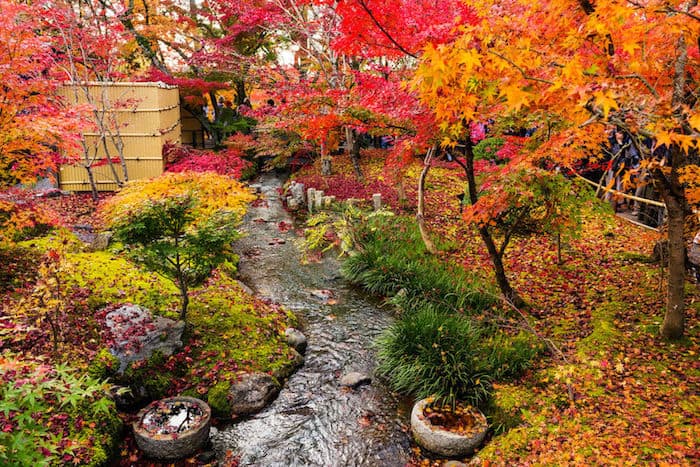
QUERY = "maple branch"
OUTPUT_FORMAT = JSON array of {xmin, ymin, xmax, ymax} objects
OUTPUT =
[
  {"xmin": 614, "ymin": 74, "xmax": 660, "ymax": 98},
  {"xmin": 488, "ymin": 51, "xmax": 555, "ymax": 85},
  {"xmin": 356, "ymin": 0, "xmax": 418, "ymax": 59}
]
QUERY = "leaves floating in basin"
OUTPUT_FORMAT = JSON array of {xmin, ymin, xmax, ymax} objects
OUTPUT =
[
  {"xmin": 410, "ymin": 397, "xmax": 488, "ymax": 458},
  {"xmin": 134, "ymin": 396, "xmax": 211, "ymax": 460}
]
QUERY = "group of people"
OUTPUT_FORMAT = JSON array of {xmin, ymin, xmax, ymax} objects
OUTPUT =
[
  {"xmin": 578, "ymin": 126, "xmax": 667, "ymax": 227},
  {"xmin": 603, "ymin": 128, "xmax": 642, "ymax": 213}
]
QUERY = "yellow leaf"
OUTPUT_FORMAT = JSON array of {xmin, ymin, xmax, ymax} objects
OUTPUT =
[
  {"xmin": 456, "ymin": 48, "xmax": 481, "ymax": 71},
  {"xmin": 675, "ymin": 134, "xmax": 698, "ymax": 154},
  {"xmin": 500, "ymin": 84, "xmax": 530, "ymax": 112},
  {"xmin": 622, "ymin": 41, "xmax": 640, "ymax": 56},
  {"xmin": 655, "ymin": 131, "xmax": 673, "ymax": 149},
  {"xmin": 593, "ymin": 90, "xmax": 618, "ymax": 119},
  {"xmin": 689, "ymin": 113, "xmax": 700, "ymax": 132}
]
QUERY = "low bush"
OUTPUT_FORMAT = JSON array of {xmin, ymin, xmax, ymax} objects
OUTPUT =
[
  {"xmin": 376, "ymin": 308, "xmax": 492, "ymax": 407},
  {"xmin": 376, "ymin": 308, "xmax": 542, "ymax": 408},
  {"xmin": 342, "ymin": 215, "xmax": 495, "ymax": 313},
  {"xmin": 0, "ymin": 354, "xmax": 121, "ymax": 466}
]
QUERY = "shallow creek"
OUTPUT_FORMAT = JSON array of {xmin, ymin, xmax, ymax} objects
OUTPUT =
[{"xmin": 211, "ymin": 173, "xmax": 411, "ymax": 466}]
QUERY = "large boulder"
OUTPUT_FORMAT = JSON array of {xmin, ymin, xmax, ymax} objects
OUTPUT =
[
  {"xmin": 104, "ymin": 304, "xmax": 185, "ymax": 373},
  {"xmin": 228, "ymin": 372, "xmax": 281, "ymax": 416}
]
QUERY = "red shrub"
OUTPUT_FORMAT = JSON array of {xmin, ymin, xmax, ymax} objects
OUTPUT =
[{"xmin": 163, "ymin": 143, "xmax": 251, "ymax": 179}]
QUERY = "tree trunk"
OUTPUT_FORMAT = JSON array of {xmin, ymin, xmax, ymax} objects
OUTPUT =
[
  {"xmin": 417, "ymin": 146, "xmax": 438, "ymax": 255},
  {"xmin": 478, "ymin": 226, "xmax": 526, "ymax": 308},
  {"xmin": 321, "ymin": 142, "xmax": 332, "ymax": 176},
  {"xmin": 463, "ymin": 140, "xmax": 526, "ymax": 308},
  {"xmin": 345, "ymin": 127, "xmax": 364, "ymax": 182},
  {"xmin": 234, "ymin": 78, "xmax": 248, "ymax": 107},
  {"xmin": 658, "ymin": 35, "xmax": 689, "ymax": 339},
  {"xmin": 85, "ymin": 165, "xmax": 99, "ymax": 201},
  {"xmin": 101, "ymin": 136, "xmax": 124, "ymax": 188},
  {"xmin": 208, "ymin": 91, "xmax": 222, "ymax": 146},
  {"xmin": 662, "ymin": 193, "xmax": 685, "ymax": 339}
]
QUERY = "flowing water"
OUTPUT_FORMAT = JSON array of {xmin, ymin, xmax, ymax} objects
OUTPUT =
[{"xmin": 212, "ymin": 173, "xmax": 411, "ymax": 467}]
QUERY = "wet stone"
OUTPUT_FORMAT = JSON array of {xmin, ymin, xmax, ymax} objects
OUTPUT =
[
  {"xmin": 285, "ymin": 328, "xmax": 307, "ymax": 353},
  {"xmin": 228, "ymin": 372, "xmax": 281, "ymax": 416},
  {"xmin": 339, "ymin": 372, "xmax": 372, "ymax": 388}
]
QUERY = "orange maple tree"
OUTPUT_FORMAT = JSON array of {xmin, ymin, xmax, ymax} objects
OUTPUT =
[
  {"xmin": 414, "ymin": 0, "xmax": 699, "ymax": 339},
  {"xmin": 0, "ymin": 0, "xmax": 84, "ymax": 190},
  {"xmin": 0, "ymin": 0, "xmax": 87, "ymax": 240}
]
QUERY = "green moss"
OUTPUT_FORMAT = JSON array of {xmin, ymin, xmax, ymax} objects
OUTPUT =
[
  {"xmin": 486, "ymin": 383, "xmax": 536, "ymax": 434},
  {"xmin": 17, "ymin": 229, "xmax": 84, "ymax": 253},
  {"xmin": 207, "ymin": 380, "xmax": 232, "ymax": 416},
  {"xmin": 87, "ymin": 348, "xmax": 120, "ymax": 380},
  {"xmin": 122, "ymin": 351, "xmax": 172, "ymax": 400},
  {"xmin": 188, "ymin": 274, "xmax": 295, "ymax": 375},
  {"xmin": 478, "ymin": 424, "xmax": 537, "ymax": 461},
  {"xmin": 64, "ymin": 251, "xmax": 180, "ymax": 314},
  {"xmin": 576, "ymin": 302, "xmax": 622, "ymax": 359}
]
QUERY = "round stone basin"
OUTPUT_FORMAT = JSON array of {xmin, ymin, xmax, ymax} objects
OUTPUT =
[
  {"xmin": 410, "ymin": 397, "xmax": 488, "ymax": 458},
  {"xmin": 133, "ymin": 396, "xmax": 211, "ymax": 460}
]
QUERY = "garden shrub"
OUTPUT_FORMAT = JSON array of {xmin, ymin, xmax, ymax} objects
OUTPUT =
[
  {"xmin": 0, "ymin": 354, "xmax": 121, "ymax": 466},
  {"xmin": 376, "ymin": 308, "xmax": 542, "ymax": 408},
  {"xmin": 473, "ymin": 137, "xmax": 506, "ymax": 163},
  {"xmin": 99, "ymin": 172, "xmax": 255, "ymax": 321},
  {"xmin": 99, "ymin": 171, "xmax": 255, "ymax": 231},
  {"xmin": 342, "ymin": 215, "xmax": 495, "ymax": 312}
]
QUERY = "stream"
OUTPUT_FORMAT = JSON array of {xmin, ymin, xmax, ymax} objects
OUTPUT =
[{"xmin": 211, "ymin": 173, "xmax": 411, "ymax": 467}]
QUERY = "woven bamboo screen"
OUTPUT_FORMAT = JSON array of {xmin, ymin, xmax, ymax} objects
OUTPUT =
[{"xmin": 57, "ymin": 82, "xmax": 181, "ymax": 192}]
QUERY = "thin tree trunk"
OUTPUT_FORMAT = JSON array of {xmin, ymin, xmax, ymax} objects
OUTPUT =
[
  {"xmin": 662, "ymin": 192, "xmax": 685, "ymax": 339},
  {"xmin": 85, "ymin": 165, "xmax": 99, "ymax": 201},
  {"xmin": 321, "ymin": 141, "xmax": 332, "ymax": 176},
  {"xmin": 179, "ymin": 281, "xmax": 189, "ymax": 322},
  {"xmin": 463, "ymin": 140, "xmax": 526, "ymax": 308},
  {"xmin": 101, "ymin": 136, "xmax": 124, "ymax": 187},
  {"xmin": 345, "ymin": 127, "xmax": 364, "ymax": 182},
  {"xmin": 658, "ymin": 34, "xmax": 689, "ymax": 339},
  {"xmin": 417, "ymin": 146, "xmax": 438, "ymax": 255},
  {"xmin": 234, "ymin": 78, "xmax": 248, "ymax": 107}
]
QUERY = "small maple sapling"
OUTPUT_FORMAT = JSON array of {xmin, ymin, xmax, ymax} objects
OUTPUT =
[
  {"xmin": 108, "ymin": 195, "xmax": 241, "ymax": 322},
  {"xmin": 100, "ymin": 172, "xmax": 255, "ymax": 321}
]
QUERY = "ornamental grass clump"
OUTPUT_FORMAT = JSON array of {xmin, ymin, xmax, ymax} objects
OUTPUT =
[
  {"xmin": 376, "ymin": 308, "xmax": 492, "ymax": 408},
  {"xmin": 342, "ymin": 215, "xmax": 495, "ymax": 313},
  {"xmin": 376, "ymin": 307, "xmax": 542, "ymax": 409}
]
